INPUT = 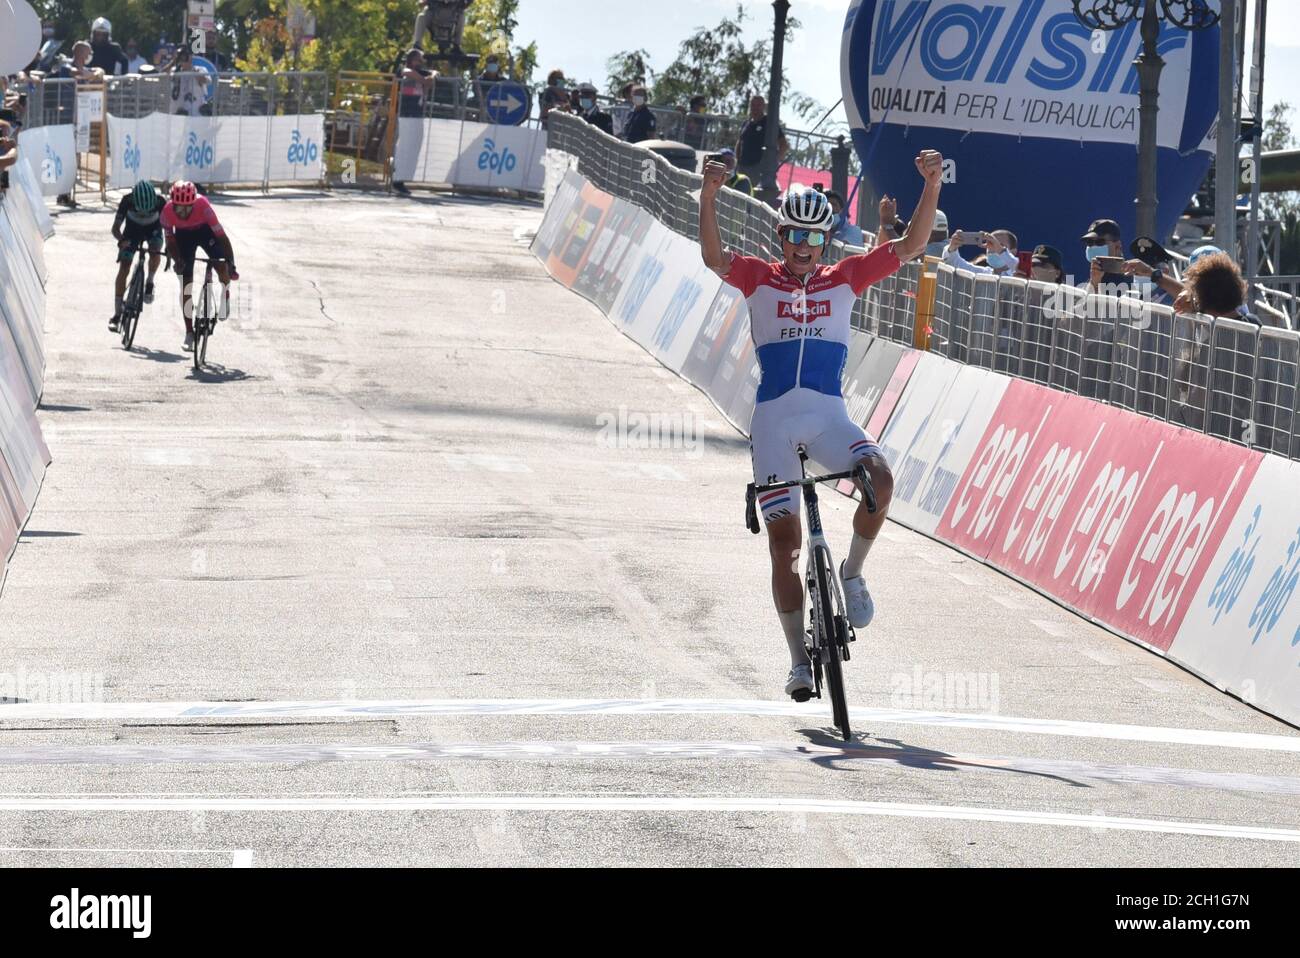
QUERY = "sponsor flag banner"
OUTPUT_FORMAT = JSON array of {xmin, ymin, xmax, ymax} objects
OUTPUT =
[
  {"xmin": 885, "ymin": 363, "xmax": 1010, "ymax": 535},
  {"xmin": 843, "ymin": 0, "xmax": 1221, "ymax": 278},
  {"xmin": 937, "ymin": 378, "xmax": 1261, "ymax": 651},
  {"xmin": 17, "ymin": 126, "xmax": 76, "ymax": 197},
  {"xmin": 108, "ymin": 113, "xmax": 324, "ymax": 187},
  {"xmin": 1172, "ymin": 455, "xmax": 1300, "ymax": 726},
  {"xmin": 865, "ymin": 347, "xmax": 921, "ymax": 439},
  {"xmin": 394, "ymin": 118, "xmax": 546, "ymax": 192}
]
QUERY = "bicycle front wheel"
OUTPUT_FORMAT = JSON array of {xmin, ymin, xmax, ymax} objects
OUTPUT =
[{"xmin": 814, "ymin": 546, "xmax": 850, "ymax": 742}]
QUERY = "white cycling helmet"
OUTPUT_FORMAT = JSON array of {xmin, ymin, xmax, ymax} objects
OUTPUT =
[
  {"xmin": 92, "ymin": 17, "xmax": 112, "ymax": 35},
  {"xmin": 778, "ymin": 187, "xmax": 835, "ymax": 232}
]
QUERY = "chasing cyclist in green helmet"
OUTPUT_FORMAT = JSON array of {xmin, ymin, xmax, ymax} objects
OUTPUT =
[{"xmin": 110, "ymin": 180, "xmax": 164, "ymax": 333}]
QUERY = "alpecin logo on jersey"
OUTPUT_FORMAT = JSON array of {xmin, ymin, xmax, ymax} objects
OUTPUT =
[{"xmin": 777, "ymin": 298, "xmax": 830, "ymax": 323}]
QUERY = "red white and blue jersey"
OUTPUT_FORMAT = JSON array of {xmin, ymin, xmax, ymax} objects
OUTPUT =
[{"xmin": 720, "ymin": 243, "xmax": 902, "ymax": 402}]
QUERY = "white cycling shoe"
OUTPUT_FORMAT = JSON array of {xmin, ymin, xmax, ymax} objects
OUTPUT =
[
  {"xmin": 840, "ymin": 560, "xmax": 875, "ymax": 629},
  {"xmin": 784, "ymin": 662, "xmax": 814, "ymax": 701}
]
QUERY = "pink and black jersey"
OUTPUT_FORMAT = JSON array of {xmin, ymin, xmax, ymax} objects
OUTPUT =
[
  {"xmin": 160, "ymin": 195, "xmax": 225, "ymax": 236},
  {"xmin": 721, "ymin": 244, "xmax": 902, "ymax": 402}
]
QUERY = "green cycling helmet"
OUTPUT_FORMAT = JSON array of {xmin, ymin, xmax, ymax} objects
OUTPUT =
[{"xmin": 132, "ymin": 180, "xmax": 159, "ymax": 213}]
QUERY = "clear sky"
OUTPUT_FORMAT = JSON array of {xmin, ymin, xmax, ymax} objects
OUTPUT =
[{"xmin": 516, "ymin": 0, "xmax": 1300, "ymax": 137}]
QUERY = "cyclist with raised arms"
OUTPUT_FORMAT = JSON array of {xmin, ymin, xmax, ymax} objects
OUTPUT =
[
  {"xmin": 699, "ymin": 149, "xmax": 944, "ymax": 699},
  {"xmin": 161, "ymin": 181, "xmax": 238, "ymax": 352},
  {"xmin": 109, "ymin": 180, "xmax": 164, "ymax": 332}
]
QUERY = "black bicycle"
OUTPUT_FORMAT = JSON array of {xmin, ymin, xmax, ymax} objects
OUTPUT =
[
  {"xmin": 746, "ymin": 449, "xmax": 876, "ymax": 742},
  {"xmin": 118, "ymin": 242, "xmax": 153, "ymax": 350},
  {"xmin": 187, "ymin": 255, "xmax": 223, "ymax": 372}
]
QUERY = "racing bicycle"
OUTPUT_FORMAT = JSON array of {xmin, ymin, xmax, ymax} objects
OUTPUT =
[
  {"xmin": 746, "ymin": 448, "xmax": 876, "ymax": 742},
  {"xmin": 117, "ymin": 242, "xmax": 152, "ymax": 350}
]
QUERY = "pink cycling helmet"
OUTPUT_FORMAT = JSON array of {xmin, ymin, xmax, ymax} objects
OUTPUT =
[{"xmin": 169, "ymin": 181, "xmax": 197, "ymax": 204}]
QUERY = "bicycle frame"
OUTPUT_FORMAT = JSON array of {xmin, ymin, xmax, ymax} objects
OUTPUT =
[{"xmin": 746, "ymin": 450, "xmax": 876, "ymax": 739}]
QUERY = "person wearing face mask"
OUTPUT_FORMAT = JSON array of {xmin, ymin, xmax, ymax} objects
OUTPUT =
[
  {"xmin": 575, "ymin": 82, "xmax": 613, "ymax": 136},
  {"xmin": 823, "ymin": 189, "xmax": 865, "ymax": 247},
  {"xmin": 921, "ymin": 209, "xmax": 949, "ymax": 258},
  {"xmin": 1029, "ymin": 245, "xmax": 1065, "ymax": 284},
  {"xmin": 1081, "ymin": 218, "xmax": 1130, "ymax": 293},
  {"xmin": 943, "ymin": 228, "xmax": 1019, "ymax": 275},
  {"xmin": 621, "ymin": 84, "xmax": 656, "ymax": 144},
  {"xmin": 540, "ymin": 69, "xmax": 569, "ymax": 129}
]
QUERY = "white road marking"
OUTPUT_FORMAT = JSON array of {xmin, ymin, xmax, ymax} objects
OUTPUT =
[
  {"xmin": 990, "ymin": 595, "xmax": 1023, "ymax": 610},
  {"xmin": 1030, "ymin": 619, "xmax": 1071, "ymax": 637},
  {"xmin": 0, "ymin": 795, "xmax": 1292, "ymax": 843},
  {"xmin": 2, "ymin": 698, "xmax": 1295, "ymax": 751},
  {"xmin": 1077, "ymin": 647, "xmax": 1125, "ymax": 667},
  {"xmin": 1132, "ymin": 676, "xmax": 1187, "ymax": 694},
  {"xmin": 947, "ymin": 572, "xmax": 978, "ymax": 586},
  {"xmin": 0, "ymin": 846, "xmax": 253, "ymax": 867},
  {"xmin": 0, "ymin": 741, "xmax": 1295, "ymax": 796}
]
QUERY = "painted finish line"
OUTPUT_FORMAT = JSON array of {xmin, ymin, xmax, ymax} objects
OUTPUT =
[
  {"xmin": 2, "ymin": 740, "xmax": 1297, "ymax": 797},
  {"xmin": 0, "ymin": 794, "xmax": 1294, "ymax": 844},
  {"xmin": 2, "ymin": 698, "xmax": 1298, "ymax": 753}
]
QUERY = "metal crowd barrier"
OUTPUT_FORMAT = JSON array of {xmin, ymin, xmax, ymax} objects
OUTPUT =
[
  {"xmin": 16, "ymin": 77, "xmax": 77, "ymax": 130},
  {"xmin": 546, "ymin": 111, "xmax": 1300, "ymax": 463},
  {"xmin": 106, "ymin": 71, "xmax": 330, "ymax": 120},
  {"xmin": 931, "ymin": 263, "xmax": 1300, "ymax": 459}
]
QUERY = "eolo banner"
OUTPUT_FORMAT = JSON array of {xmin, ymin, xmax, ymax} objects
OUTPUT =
[{"xmin": 842, "ymin": 0, "xmax": 1220, "ymax": 277}]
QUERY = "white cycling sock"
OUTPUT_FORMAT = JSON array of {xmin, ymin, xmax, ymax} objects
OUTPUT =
[
  {"xmin": 778, "ymin": 609, "xmax": 809, "ymax": 667},
  {"xmin": 844, "ymin": 532, "xmax": 875, "ymax": 578}
]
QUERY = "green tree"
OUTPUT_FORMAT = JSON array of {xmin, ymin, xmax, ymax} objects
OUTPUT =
[
  {"xmin": 605, "ymin": 48, "xmax": 651, "ymax": 97},
  {"xmin": 236, "ymin": 0, "xmax": 415, "ymax": 75},
  {"xmin": 463, "ymin": 0, "xmax": 537, "ymax": 84}
]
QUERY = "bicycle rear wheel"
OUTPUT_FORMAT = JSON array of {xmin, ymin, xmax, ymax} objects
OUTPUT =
[{"xmin": 814, "ymin": 546, "xmax": 850, "ymax": 741}]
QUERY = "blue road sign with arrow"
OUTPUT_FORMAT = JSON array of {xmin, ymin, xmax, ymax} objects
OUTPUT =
[{"xmin": 484, "ymin": 82, "xmax": 530, "ymax": 126}]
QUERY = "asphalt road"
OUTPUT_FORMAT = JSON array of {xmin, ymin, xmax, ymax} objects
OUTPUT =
[{"xmin": 1, "ymin": 189, "xmax": 1297, "ymax": 867}]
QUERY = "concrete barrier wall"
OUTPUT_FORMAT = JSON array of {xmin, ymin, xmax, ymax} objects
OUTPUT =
[{"xmin": 534, "ymin": 166, "xmax": 1300, "ymax": 727}]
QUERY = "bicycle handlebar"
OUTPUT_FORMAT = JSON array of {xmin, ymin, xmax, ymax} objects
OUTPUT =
[{"xmin": 745, "ymin": 463, "xmax": 877, "ymax": 534}]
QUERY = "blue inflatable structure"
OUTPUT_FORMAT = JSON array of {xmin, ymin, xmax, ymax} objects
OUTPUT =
[{"xmin": 842, "ymin": 0, "xmax": 1220, "ymax": 279}]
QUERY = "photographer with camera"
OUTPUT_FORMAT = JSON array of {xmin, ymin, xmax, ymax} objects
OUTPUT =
[{"xmin": 943, "ymin": 228, "xmax": 1019, "ymax": 276}]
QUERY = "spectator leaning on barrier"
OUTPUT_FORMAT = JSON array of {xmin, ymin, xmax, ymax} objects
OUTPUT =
[
  {"xmin": 88, "ymin": 17, "xmax": 130, "ymax": 77},
  {"xmin": 824, "ymin": 189, "xmax": 866, "ymax": 247},
  {"xmin": 576, "ymin": 83, "xmax": 613, "ymax": 136},
  {"xmin": 944, "ymin": 228, "xmax": 1019, "ymax": 275},
  {"xmin": 622, "ymin": 84, "xmax": 656, "ymax": 144},
  {"xmin": 1082, "ymin": 217, "xmax": 1131, "ymax": 293},
  {"xmin": 1029, "ymin": 244, "xmax": 1065, "ymax": 284},
  {"xmin": 734, "ymin": 95, "xmax": 787, "ymax": 184},
  {"xmin": 55, "ymin": 42, "xmax": 104, "ymax": 83},
  {"xmin": 1179, "ymin": 247, "xmax": 1269, "ymax": 326}
]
